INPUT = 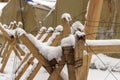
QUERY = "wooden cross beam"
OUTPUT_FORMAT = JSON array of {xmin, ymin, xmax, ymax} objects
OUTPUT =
[{"xmin": 17, "ymin": 34, "xmax": 63, "ymax": 80}]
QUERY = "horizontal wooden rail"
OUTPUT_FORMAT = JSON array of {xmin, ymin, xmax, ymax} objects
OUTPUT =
[{"xmin": 87, "ymin": 45, "xmax": 120, "ymax": 54}]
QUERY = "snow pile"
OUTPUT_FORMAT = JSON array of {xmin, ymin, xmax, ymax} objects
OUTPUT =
[
  {"xmin": 86, "ymin": 39, "xmax": 120, "ymax": 46},
  {"xmin": 61, "ymin": 13, "xmax": 72, "ymax": 22},
  {"xmin": 71, "ymin": 21, "xmax": 85, "ymax": 34},
  {"xmin": 61, "ymin": 35, "xmax": 75, "ymax": 47},
  {"xmin": 0, "ymin": 2, "xmax": 7, "ymax": 16},
  {"xmin": 36, "ymin": 26, "xmax": 47, "ymax": 39},
  {"xmin": 0, "ymin": 22, "xmax": 26, "ymax": 37},
  {"xmin": 54, "ymin": 25, "xmax": 63, "ymax": 32},
  {"xmin": 90, "ymin": 54, "xmax": 120, "ymax": 72},
  {"xmin": 27, "ymin": 34, "xmax": 62, "ymax": 62},
  {"xmin": 45, "ymin": 25, "xmax": 63, "ymax": 45},
  {"xmin": 28, "ymin": 0, "xmax": 56, "ymax": 9},
  {"xmin": 39, "ymin": 27, "xmax": 54, "ymax": 42}
]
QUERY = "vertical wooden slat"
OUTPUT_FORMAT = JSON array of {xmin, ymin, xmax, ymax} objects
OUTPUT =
[
  {"xmin": 74, "ymin": 36, "xmax": 85, "ymax": 80},
  {"xmin": 62, "ymin": 18, "xmax": 71, "ymax": 38},
  {"xmin": 84, "ymin": 0, "xmax": 103, "ymax": 80},
  {"xmin": 48, "ymin": 56, "xmax": 65, "ymax": 80}
]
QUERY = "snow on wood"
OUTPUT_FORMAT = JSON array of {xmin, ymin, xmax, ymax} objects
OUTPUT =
[
  {"xmin": 54, "ymin": 25, "xmax": 63, "ymax": 32},
  {"xmin": 86, "ymin": 39, "xmax": 120, "ymax": 46},
  {"xmin": 27, "ymin": 34, "xmax": 62, "ymax": 62},
  {"xmin": 0, "ymin": 2, "xmax": 7, "ymax": 16},
  {"xmin": 28, "ymin": 0, "xmax": 56, "ymax": 9},
  {"xmin": 71, "ymin": 21, "xmax": 85, "ymax": 34},
  {"xmin": 61, "ymin": 34, "xmax": 75, "ymax": 47},
  {"xmin": 61, "ymin": 13, "xmax": 72, "ymax": 22},
  {"xmin": 39, "ymin": 27, "xmax": 54, "ymax": 42}
]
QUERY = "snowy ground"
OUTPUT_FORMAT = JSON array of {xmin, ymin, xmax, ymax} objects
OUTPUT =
[{"xmin": 0, "ymin": 53, "xmax": 120, "ymax": 80}]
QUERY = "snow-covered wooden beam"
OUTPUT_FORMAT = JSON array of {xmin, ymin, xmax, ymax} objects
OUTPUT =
[
  {"xmin": 86, "ymin": 39, "xmax": 120, "ymax": 53},
  {"xmin": 0, "ymin": 25, "xmax": 12, "ymax": 40}
]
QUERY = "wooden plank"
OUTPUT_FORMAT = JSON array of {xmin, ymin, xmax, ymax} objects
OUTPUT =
[
  {"xmin": 27, "ymin": 62, "xmax": 42, "ymax": 80},
  {"xmin": 48, "ymin": 56, "xmax": 65, "ymax": 80},
  {"xmin": 0, "ymin": 40, "xmax": 7, "ymax": 56},
  {"xmin": 87, "ymin": 45, "xmax": 120, "ymax": 54},
  {"xmin": 15, "ymin": 53, "xmax": 31, "ymax": 73},
  {"xmin": 16, "ymin": 44, "xmax": 25, "ymax": 56},
  {"xmin": 51, "ymin": 32, "xmax": 63, "ymax": 46},
  {"xmin": 83, "ymin": 0, "xmax": 103, "ymax": 80},
  {"xmin": 63, "ymin": 46, "xmax": 76, "ymax": 80},
  {"xmin": 0, "ymin": 40, "xmax": 15, "ymax": 72},
  {"xmin": 62, "ymin": 18, "xmax": 71, "ymax": 38},
  {"xmin": 43, "ymin": 32, "xmax": 53, "ymax": 42},
  {"xmin": 0, "ymin": 26, "xmax": 11, "ymax": 40},
  {"xmin": 19, "ymin": 34, "xmax": 63, "ymax": 80},
  {"xmin": 19, "ymin": 34, "xmax": 52, "ymax": 73},
  {"xmin": 74, "ymin": 36, "xmax": 85, "ymax": 80},
  {"xmin": 15, "ymin": 57, "xmax": 34, "ymax": 80},
  {"xmin": 13, "ymin": 47, "xmax": 22, "ymax": 61}
]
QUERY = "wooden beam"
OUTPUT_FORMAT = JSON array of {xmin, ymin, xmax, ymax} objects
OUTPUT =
[
  {"xmin": 48, "ymin": 56, "xmax": 65, "ymax": 80},
  {"xmin": 27, "ymin": 62, "xmax": 42, "ymax": 80},
  {"xmin": 87, "ymin": 45, "xmax": 120, "ymax": 54},
  {"xmin": 0, "ymin": 26, "xmax": 11, "ymax": 40},
  {"xmin": 62, "ymin": 17, "xmax": 71, "ymax": 38},
  {"xmin": 83, "ymin": 0, "xmax": 103, "ymax": 80},
  {"xmin": 19, "ymin": 34, "xmax": 63, "ymax": 80},
  {"xmin": 15, "ymin": 57, "xmax": 34, "ymax": 80},
  {"xmin": 74, "ymin": 36, "xmax": 85, "ymax": 80}
]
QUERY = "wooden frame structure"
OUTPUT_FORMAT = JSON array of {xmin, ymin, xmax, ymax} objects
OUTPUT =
[{"xmin": 0, "ymin": 0, "xmax": 120, "ymax": 80}]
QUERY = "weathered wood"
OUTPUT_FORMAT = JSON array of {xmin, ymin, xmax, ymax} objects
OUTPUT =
[
  {"xmin": 0, "ymin": 39, "xmax": 16, "ymax": 72},
  {"xmin": 74, "ymin": 36, "xmax": 85, "ymax": 80},
  {"xmin": 0, "ymin": 41, "xmax": 9, "ymax": 60},
  {"xmin": 51, "ymin": 32, "xmax": 63, "ymax": 46},
  {"xmin": 84, "ymin": 0, "xmax": 103, "ymax": 80},
  {"xmin": 15, "ymin": 57, "xmax": 34, "ymax": 80},
  {"xmin": 15, "ymin": 53, "xmax": 31, "ymax": 73},
  {"xmin": 19, "ymin": 34, "xmax": 52, "ymax": 72},
  {"xmin": 62, "ymin": 18, "xmax": 71, "ymax": 38},
  {"xmin": 43, "ymin": 32, "xmax": 53, "ymax": 42},
  {"xmin": 63, "ymin": 46, "xmax": 76, "ymax": 80},
  {"xmin": 0, "ymin": 40, "xmax": 7, "ymax": 56},
  {"xmin": 27, "ymin": 62, "xmax": 42, "ymax": 80},
  {"xmin": 87, "ymin": 45, "xmax": 120, "ymax": 54},
  {"xmin": 48, "ymin": 56, "xmax": 65, "ymax": 80},
  {"xmin": 13, "ymin": 47, "xmax": 22, "ymax": 61},
  {"xmin": 16, "ymin": 44, "xmax": 25, "ymax": 56},
  {"xmin": 19, "ymin": 34, "xmax": 63, "ymax": 80},
  {"xmin": 0, "ymin": 26, "xmax": 11, "ymax": 40}
]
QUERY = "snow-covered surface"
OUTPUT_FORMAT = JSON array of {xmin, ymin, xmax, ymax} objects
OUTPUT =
[
  {"xmin": 71, "ymin": 21, "xmax": 85, "ymax": 34},
  {"xmin": 90, "ymin": 54, "xmax": 120, "ymax": 72},
  {"xmin": 0, "ymin": 2, "xmax": 7, "ymax": 16},
  {"xmin": 61, "ymin": 35, "xmax": 75, "ymax": 47},
  {"xmin": 86, "ymin": 39, "xmax": 120, "ymax": 46},
  {"xmin": 27, "ymin": 34, "xmax": 62, "ymax": 62},
  {"xmin": 0, "ymin": 52, "xmax": 120, "ymax": 80},
  {"xmin": 28, "ymin": 0, "xmax": 56, "ymax": 9},
  {"xmin": 61, "ymin": 13, "xmax": 72, "ymax": 22}
]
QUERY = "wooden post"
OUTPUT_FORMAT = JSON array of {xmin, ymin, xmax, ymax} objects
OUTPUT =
[
  {"xmin": 84, "ymin": 0, "xmax": 103, "ymax": 80},
  {"xmin": 74, "ymin": 35, "xmax": 85, "ymax": 80},
  {"xmin": 63, "ymin": 46, "xmax": 76, "ymax": 80},
  {"xmin": 62, "ymin": 17, "xmax": 71, "ymax": 38}
]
